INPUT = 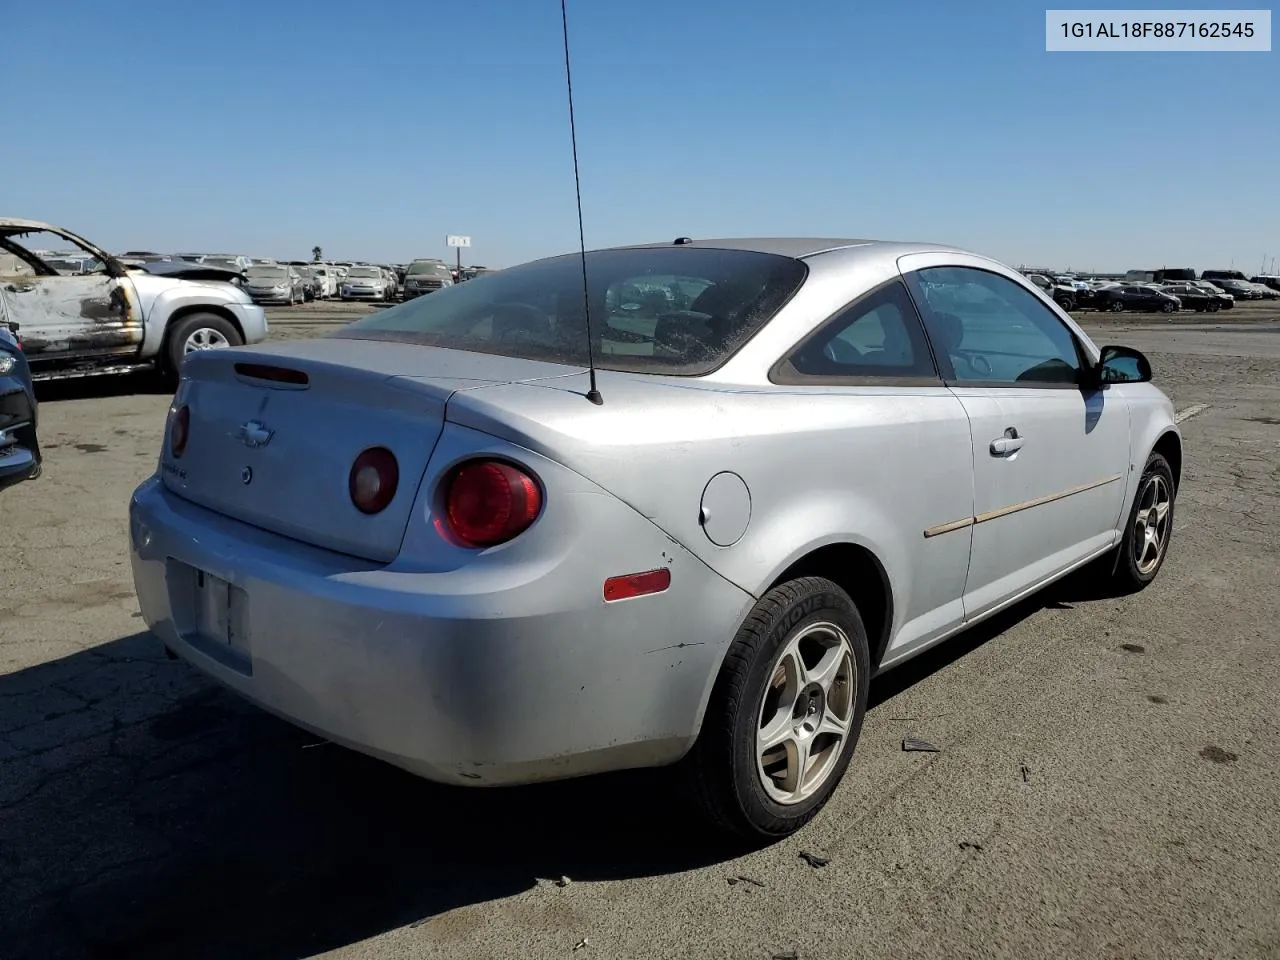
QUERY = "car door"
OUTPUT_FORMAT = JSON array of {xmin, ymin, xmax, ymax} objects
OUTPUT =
[
  {"xmin": 0, "ymin": 226, "xmax": 142, "ymax": 359},
  {"xmin": 899, "ymin": 256, "xmax": 1131, "ymax": 620},
  {"xmin": 771, "ymin": 277, "xmax": 974, "ymax": 662}
]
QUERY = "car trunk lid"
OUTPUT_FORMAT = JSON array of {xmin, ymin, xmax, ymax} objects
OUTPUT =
[{"xmin": 163, "ymin": 338, "xmax": 580, "ymax": 562}]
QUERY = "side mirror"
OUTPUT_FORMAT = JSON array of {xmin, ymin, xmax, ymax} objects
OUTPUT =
[{"xmin": 1095, "ymin": 344, "xmax": 1152, "ymax": 385}]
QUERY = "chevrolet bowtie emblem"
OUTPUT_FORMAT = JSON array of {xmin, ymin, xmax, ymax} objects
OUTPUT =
[{"xmin": 237, "ymin": 420, "xmax": 274, "ymax": 448}]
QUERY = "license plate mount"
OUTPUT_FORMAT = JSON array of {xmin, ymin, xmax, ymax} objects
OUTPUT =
[{"xmin": 192, "ymin": 568, "xmax": 249, "ymax": 653}]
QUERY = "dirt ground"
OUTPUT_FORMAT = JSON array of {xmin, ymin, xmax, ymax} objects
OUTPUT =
[{"xmin": 2, "ymin": 301, "xmax": 1278, "ymax": 960}]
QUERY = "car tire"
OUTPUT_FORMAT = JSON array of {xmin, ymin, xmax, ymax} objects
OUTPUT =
[
  {"xmin": 686, "ymin": 576, "xmax": 871, "ymax": 841},
  {"xmin": 1207, "ymin": 301, "xmax": 1220, "ymax": 313},
  {"xmin": 1055, "ymin": 296, "xmax": 1075, "ymax": 311},
  {"xmin": 163, "ymin": 312, "xmax": 244, "ymax": 385},
  {"xmin": 1109, "ymin": 300, "xmax": 1125, "ymax": 312},
  {"xmin": 1110, "ymin": 452, "xmax": 1176, "ymax": 594},
  {"xmin": 1160, "ymin": 301, "xmax": 1176, "ymax": 313}
]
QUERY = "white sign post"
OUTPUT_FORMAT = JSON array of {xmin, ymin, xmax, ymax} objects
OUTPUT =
[{"xmin": 446, "ymin": 235, "xmax": 471, "ymax": 279}]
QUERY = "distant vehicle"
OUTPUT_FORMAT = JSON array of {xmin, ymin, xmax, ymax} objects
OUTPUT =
[
  {"xmin": 1242, "ymin": 281, "xmax": 1280, "ymax": 300},
  {"xmin": 0, "ymin": 322, "xmax": 40, "ymax": 490},
  {"xmin": 134, "ymin": 260, "xmax": 247, "ymax": 288},
  {"xmin": 402, "ymin": 258, "xmax": 454, "ymax": 299},
  {"xmin": 1093, "ymin": 284, "xmax": 1181, "ymax": 313},
  {"xmin": 1123, "ymin": 270, "xmax": 1156, "ymax": 283},
  {"xmin": 1024, "ymin": 273, "xmax": 1081, "ymax": 311},
  {"xmin": 1157, "ymin": 283, "xmax": 1229, "ymax": 312},
  {"xmin": 307, "ymin": 263, "xmax": 337, "ymax": 299},
  {"xmin": 294, "ymin": 265, "xmax": 320, "ymax": 301},
  {"xmin": 244, "ymin": 264, "xmax": 306, "ymax": 305},
  {"xmin": 1251, "ymin": 275, "xmax": 1280, "ymax": 293},
  {"xmin": 43, "ymin": 254, "xmax": 99, "ymax": 275},
  {"xmin": 0, "ymin": 218, "xmax": 266, "ymax": 384},
  {"xmin": 1201, "ymin": 269, "xmax": 1249, "ymax": 283},
  {"xmin": 1211, "ymin": 279, "xmax": 1265, "ymax": 300},
  {"xmin": 380, "ymin": 266, "xmax": 400, "ymax": 301},
  {"xmin": 200, "ymin": 254, "xmax": 253, "ymax": 273},
  {"xmin": 339, "ymin": 265, "xmax": 390, "ymax": 301},
  {"xmin": 1152, "ymin": 268, "xmax": 1196, "ymax": 283}
]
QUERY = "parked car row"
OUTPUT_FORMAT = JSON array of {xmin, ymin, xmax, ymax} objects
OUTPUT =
[{"xmin": 1021, "ymin": 269, "xmax": 1279, "ymax": 314}]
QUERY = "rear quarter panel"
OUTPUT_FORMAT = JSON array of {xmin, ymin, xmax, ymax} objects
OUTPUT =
[{"xmin": 447, "ymin": 376, "xmax": 976, "ymax": 651}]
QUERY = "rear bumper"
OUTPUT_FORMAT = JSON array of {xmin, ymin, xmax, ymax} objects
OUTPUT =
[{"xmin": 128, "ymin": 471, "xmax": 753, "ymax": 787}]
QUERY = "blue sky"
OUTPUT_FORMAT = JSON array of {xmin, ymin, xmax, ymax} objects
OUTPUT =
[{"xmin": 3, "ymin": 1, "xmax": 1275, "ymax": 271}]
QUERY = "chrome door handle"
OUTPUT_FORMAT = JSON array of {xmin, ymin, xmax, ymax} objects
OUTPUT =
[{"xmin": 990, "ymin": 428, "xmax": 1024, "ymax": 456}]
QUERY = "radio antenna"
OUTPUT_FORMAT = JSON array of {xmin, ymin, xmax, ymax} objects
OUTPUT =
[{"xmin": 559, "ymin": 0, "xmax": 603, "ymax": 405}]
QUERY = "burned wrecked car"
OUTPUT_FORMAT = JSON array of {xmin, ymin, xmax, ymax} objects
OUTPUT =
[{"xmin": 0, "ymin": 219, "xmax": 268, "ymax": 385}]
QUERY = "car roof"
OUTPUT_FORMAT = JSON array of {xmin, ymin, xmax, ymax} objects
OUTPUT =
[
  {"xmin": 0, "ymin": 217, "xmax": 63, "ymax": 236},
  {"xmin": 604, "ymin": 236, "xmax": 970, "ymax": 261}
]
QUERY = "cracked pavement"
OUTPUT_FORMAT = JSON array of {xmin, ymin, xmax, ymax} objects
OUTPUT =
[{"xmin": 2, "ymin": 307, "xmax": 1278, "ymax": 959}]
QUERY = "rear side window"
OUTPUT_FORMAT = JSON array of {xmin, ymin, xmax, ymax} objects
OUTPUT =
[
  {"xmin": 773, "ymin": 280, "xmax": 938, "ymax": 383},
  {"xmin": 337, "ymin": 247, "xmax": 808, "ymax": 375}
]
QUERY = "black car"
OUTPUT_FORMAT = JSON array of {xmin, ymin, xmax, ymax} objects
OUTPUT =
[
  {"xmin": 1213, "ymin": 279, "xmax": 1265, "ymax": 300},
  {"xmin": 1159, "ymin": 283, "xmax": 1231, "ymax": 313},
  {"xmin": 1251, "ymin": 275, "xmax": 1280, "ymax": 293},
  {"xmin": 0, "ymin": 322, "xmax": 41, "ymax": 490},
  {"xmin": 1093, "ymin": 284, "xmax": 1181, "ymax": 313}
]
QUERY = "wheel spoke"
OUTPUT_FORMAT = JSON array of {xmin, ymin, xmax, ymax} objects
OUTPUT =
[
  {"xmin": 786, "ymin": 736, "xmax": 812, "ymax": 799},
  {"xmin": 816, "ymin": 710, "xmax": 850, "ymax": 740},
  {"xmin": 807, "ymin": 646, "xmax": 845, "ymax": 691},
  {"xmin": 758, "ymin": 710, "xmax": 794, "ymax": 756},
  {"xmin": 1138, "ymin": 483, "xmax": 1155, "ymax": 512}
]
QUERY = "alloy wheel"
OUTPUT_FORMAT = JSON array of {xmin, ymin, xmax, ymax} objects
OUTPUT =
[
  {"xmin": 183, "ymin": 328, "xmax": 231, "ymax": 355},
  {"xmin": 1133, "ymin": 474, "xmax": 1172, "ymax": 575},
  {"xmin": 756, "ymin": 622, "xmax": 856, "ymax": 805}
]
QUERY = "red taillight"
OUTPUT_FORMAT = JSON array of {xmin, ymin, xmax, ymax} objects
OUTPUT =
[
  {"xmin": 603, "ymin": 568, "xmax": 672, "ymax": 602},
  {"xmin": 444, "ymin": 459, "xmax": 542, "ymax": 547},
  {"xmin": 349, "ymin": 447, "xmax": 399, "ymax": 514},
  {"xmin": 169, "ymin": 405, "xmax": 190, "ymax": 458}
]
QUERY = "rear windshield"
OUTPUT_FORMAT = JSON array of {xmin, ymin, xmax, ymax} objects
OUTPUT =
[{"xmin": 335, "ymin": 247, "xmax": 808, "ymax": 375}]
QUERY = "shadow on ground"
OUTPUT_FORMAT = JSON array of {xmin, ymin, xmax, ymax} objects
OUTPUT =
[
  {"xmin": 0, "ymin": 570, "xmax": 1114, "ymax": 960},
  {"xmin": 35, "ymin": 372, "xmax": 171, "ymax": 405}
]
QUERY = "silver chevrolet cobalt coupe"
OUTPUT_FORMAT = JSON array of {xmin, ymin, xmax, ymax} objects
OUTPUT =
[{"xmin": 129, "ymin": 238, "xmax": 1180, "ymax": 839}]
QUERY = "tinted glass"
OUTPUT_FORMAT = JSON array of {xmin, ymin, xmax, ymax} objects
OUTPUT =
[
  {"xmin": 908, "ymin": 266, "xmax": 1082, "ymax": 385},
  {"xmin": 338, "ymin": 247, "xmax": 808, "ymax": 375},
  {"xmin": 780, "ymin": 280, "xmax": 937, "ymax": 381}
]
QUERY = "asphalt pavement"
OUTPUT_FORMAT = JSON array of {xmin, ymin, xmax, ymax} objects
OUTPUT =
[{"xmin": 2, "ymin": 305, "xmax": 1277, "ymax": 960}]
